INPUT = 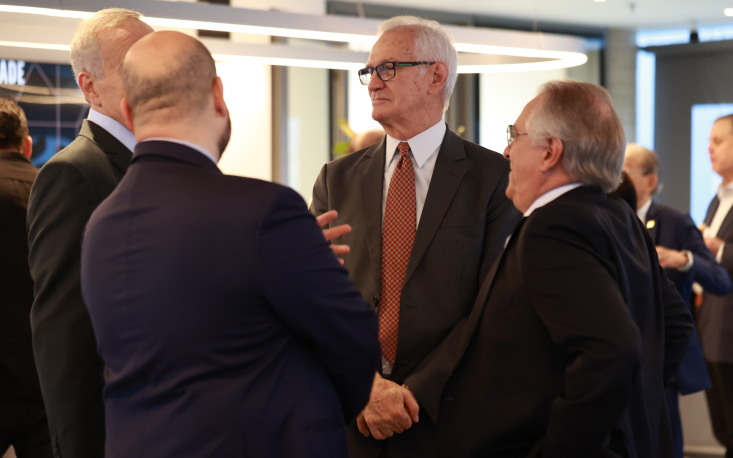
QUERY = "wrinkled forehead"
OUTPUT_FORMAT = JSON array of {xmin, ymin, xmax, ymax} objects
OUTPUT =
[{"xmin": 367, "ymin": 28, "xmax": 416, "ymax": 66}]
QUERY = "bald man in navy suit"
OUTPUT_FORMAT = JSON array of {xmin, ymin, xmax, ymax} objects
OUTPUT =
[{"xmin": 81, "ymin": 31, "xmax": 379, "ymax": 458}]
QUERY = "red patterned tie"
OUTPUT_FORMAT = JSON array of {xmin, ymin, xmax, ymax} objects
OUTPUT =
[{"xmin": 379, "ymin": 142, "xmax": 416, "ymax": 366}]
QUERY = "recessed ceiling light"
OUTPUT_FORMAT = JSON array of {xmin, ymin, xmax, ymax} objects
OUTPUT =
[{"xmin": 725, "ymin": 8, "xmax": 733, "ymax": 16}]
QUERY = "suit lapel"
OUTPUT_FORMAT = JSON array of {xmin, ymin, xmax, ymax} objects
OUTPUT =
[
  {"xmin": 705, "ymin": 196, "xmax": 720, "ymax": 226},
  {"xmin": 357, "ymin": 140, "xmax": 387, "ymax": 288},
  {"xmin": 81, "ymin": 119, "xmax": 133, "ymax": 173},
  {"xmin": 646, "ymin": 202, "xmax": 659, "ymax": 243},
  {"xmin": 414, "ymin": 216, "xmax": 525, "ymax": 422},
  {"xmin": 717, "ymin": 202, "xmax": 733, "ymax": 237},
  {"xmin": 405, "ymin": 129, "xmax": 467, "ymax": 281}
]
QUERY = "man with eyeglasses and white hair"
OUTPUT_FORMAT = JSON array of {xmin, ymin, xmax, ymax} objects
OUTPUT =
[
  {"xmin": 311, "ymin": 15, "xmax": 520, "ymax": 458},
  {"xmin": 426, "ymin": 80, "xmax": 693, "ymax": 457}
]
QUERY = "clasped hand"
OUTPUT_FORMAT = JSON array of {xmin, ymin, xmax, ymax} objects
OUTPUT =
[{"xmin": 356, "ymin": 373, "xmax": 419, "ymax": 440}]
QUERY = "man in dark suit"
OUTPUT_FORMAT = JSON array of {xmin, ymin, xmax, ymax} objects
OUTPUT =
[
  {"xmin": 623, "ymin": 143, "xmax": 731, "ymax": 458},
  {"xmin": 80, "ymin": 31, "xmax": 380, "ymax": 458},
  {"xmin": 25, "ymin": 9, "xmax": 153, "ymax": 457},
  {"xmin": 311, "ymin": 15, "xmax": 520, "ymax": 458},
  {"xmin": 424, "ymin": 81, "xmax": 692, "ymax": 458},
  {"xmin": 0, "ymin": 98, "xmax": 51, "ymax": 457},
  {"xmin": 700, "ymin": 113, "xmax": 733, "ymax": 458}
]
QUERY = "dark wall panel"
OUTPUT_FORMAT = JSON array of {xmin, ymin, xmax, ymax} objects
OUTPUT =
[{"xmin": 651, "ymin": 40, "xmax": 733, "ymax": 211}]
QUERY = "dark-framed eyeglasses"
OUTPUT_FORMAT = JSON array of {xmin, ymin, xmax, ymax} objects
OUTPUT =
[
  {"xmin": 358, "ymin": 61, "xmax": 435, "ymax": 85},
  {"xmin": 507, "ymin": 124, "xmax": 529, "ymax": 146}
]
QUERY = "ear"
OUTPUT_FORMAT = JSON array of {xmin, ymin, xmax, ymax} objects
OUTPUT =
[
  {"xmin": 21, "ymin": 135, "xmax": 32, "ymax": 158},
  {"xmin": 428, "ymin": 61, "xmax": 448, "ymax": 95},
  {"xmin": 212, "ymin": 76, "xmax": 228, "ymax": 117},
  {"xmin": 77, "ymin": 71, "xmax": 99, "ymax": 107},
  {"xmin": 120, "ymin": 96, "xmax": 135, "ymax": 133},
  {"xmin": 648, "ymin": 173, "xmax": 659, "ymax": 193},
  {"xmin": 539, "ymin": 136, "xmax": 564, "ymax": 172}
]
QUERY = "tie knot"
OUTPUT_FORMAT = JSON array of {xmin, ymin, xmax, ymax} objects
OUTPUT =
[{"xmin": 397, "ymin": 142, "xmax": 411, "ymax": 159}]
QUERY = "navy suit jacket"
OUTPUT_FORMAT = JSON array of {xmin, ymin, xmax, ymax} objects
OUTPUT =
[
  {"xmin": 81, "ymin": 141, "xmax": 380, "ymax": 458},
  {"xmin": 645, "ymin": 201, "xmax": 730, "ymax": 393},
  {"xmin": 422, "ymin": 187, "xmax": 692, "ymax": 458}
]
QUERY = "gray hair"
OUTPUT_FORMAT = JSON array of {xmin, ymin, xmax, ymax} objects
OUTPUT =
[
  {"xmin": 378, "ymin": 16, "xmax": 458, "ymax": 111},
  {"xmin": 70, "ymin": 8, "xmax": 144, "ymax": 81},
  {"xmin": 527, "ymin": 80, "xmax": 626, "ymax": 192}
]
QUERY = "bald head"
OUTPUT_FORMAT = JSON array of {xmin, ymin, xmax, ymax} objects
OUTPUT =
[{"xmin": 121, "ymin": 31, "xmax": 217, "ymax": 127}]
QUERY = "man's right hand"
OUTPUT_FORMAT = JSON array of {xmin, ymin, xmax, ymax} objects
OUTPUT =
[
  {"xmin": 356, "ymin": 372, "xmax": 420, "ymax": 440},
  {"xmin": 316, "ymin": 210, "xmax": 351, "ymax": 263}
]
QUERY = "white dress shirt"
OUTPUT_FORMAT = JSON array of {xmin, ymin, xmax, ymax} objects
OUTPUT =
[
  {"xmin": 383, "ymin": 120, "xmax": 445, "ymax": 226},
  {"xmin": 87, "ymin": 109, "xmax": 137, "ymax": 153}
]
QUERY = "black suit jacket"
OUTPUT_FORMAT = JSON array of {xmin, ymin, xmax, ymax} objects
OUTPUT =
[
  {"xmin": 311, "ymin": 127, "xmax": 521, "ymax": 458},
  {"xmin": 700, "ymin": 196, "xmax": 733, "ymax": 363},
  {"xmin": 0, "ymin": 151, "xmax": 39, "ymax": 400},
  {"xmin": 26, "ymin": 120, "xmax": 132, "ymax": 458},
  {"xmin": 435, "ymin": 186, "xmax": 692, "ymax": 458},
  {"xmin": 81, "ymin": 141, "xmax": 379, "ymax": 457}
]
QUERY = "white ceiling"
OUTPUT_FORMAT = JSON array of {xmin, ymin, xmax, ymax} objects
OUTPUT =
[{"xmin": 338, "ymin": 0, "xmax": 733, "ymax": 31}]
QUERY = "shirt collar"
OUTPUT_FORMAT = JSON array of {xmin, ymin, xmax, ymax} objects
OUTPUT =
[
  {"xmin": 637, "ymin": 198, "xmax": 652, "ymax": 222},
  {"xmin": 142, "ymin": 137, "xmax": 219, "ymax": 165},
  {"xmin": 524, "ymin": 183, "xmax": 583, "ymax": 217},
  {"xmin": 385, "ymin": 120, "xmax": 445, "ymax": 168},
  {"xmin": 718, "ymin": 181, "xmax": 733, "ymax": 200},
  {"xmin": 87, "ymin": 108, "xmax": 136, "ymax": 152}
]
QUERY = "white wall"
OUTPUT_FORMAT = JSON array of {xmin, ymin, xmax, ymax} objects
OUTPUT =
[
  {"xmin": 478, "ymin": 69, "xmax": 568, "ymax": 153},
  {"xmin": 216, "ymin": 61, "xmax": 272, "ymax": 180},
  {"xmin": 286, "ymin": 67, "xmax": 330, "ymax": 198}
]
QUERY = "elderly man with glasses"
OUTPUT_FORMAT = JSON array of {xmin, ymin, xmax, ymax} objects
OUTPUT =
[
  {"xmin": 430, "ymin": 81, "xmax": 693, "ymax": 458},
  {"xmin": 311, "ymin": 14, "xmax": 520, "ymax": 458}
]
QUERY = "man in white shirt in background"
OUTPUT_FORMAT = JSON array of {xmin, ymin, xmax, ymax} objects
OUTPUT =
[{"xmin": 700, "ymin": 113, "xmax": 733, "ymax": 458}]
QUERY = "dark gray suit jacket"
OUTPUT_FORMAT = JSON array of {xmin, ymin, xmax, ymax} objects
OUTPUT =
[
  {"xmin": 27, "ymin": 120, "xmax": 131, "ymax": 458},
  {"xmin": 311, "ymin": 127, "xmax": 521, "ymax": 458},
  {"xmin": 700, "ymin": 196, "xmax": 733, "ymax": 363}
]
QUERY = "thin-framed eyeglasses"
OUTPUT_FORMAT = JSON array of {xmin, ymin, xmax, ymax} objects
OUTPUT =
[
  {"xmin": 358, "ymin": 61, "xmax": 435, "ymax": 85},
  {"xmin": 507, "ymin": 124, "xmax": 529, "ymax": 146}
]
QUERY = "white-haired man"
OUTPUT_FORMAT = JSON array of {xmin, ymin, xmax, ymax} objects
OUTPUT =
[
  {"xmin": 311, "ymin": 15, "xmax": 520, "ymax": 458},
  {"xmin": 26, "ymin": 9, "xmax": 152, "ymax": 457},
  {"xmin": 432, "ymin": 81, "xmax": 692, "ymax": 457}
]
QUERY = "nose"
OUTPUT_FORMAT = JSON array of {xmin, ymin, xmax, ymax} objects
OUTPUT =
[
  {"xmin": 368, "ymin": 73, "xmax": 383, "ymax": 92},
  {"xmin": 503, "ymin": 144, "xmax": 511, "ymax": 159}
]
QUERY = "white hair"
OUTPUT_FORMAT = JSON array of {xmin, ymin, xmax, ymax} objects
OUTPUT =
[
  {"xmin": 70, "ymin": 8, "xmax": 144, "ymax": 81},
  {"xmin": 378, "ymin": 16, "xmax": 458, "ymax": 111}
]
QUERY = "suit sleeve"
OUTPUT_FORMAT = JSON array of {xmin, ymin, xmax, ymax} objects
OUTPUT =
[
  {"xmin": 522, "ymin": 217, "xmax": 642, "ymax": 457},
  {"xmin": 26, "ymin": 160, "xmax": 106, "ymax": 456},
  {"xmin": 257, "ymin": 186, "xmax": 380, "ymax": 421},
  {"xmin": 681, "ymin": 215, "xmax": 733, "ymax": 296}
]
